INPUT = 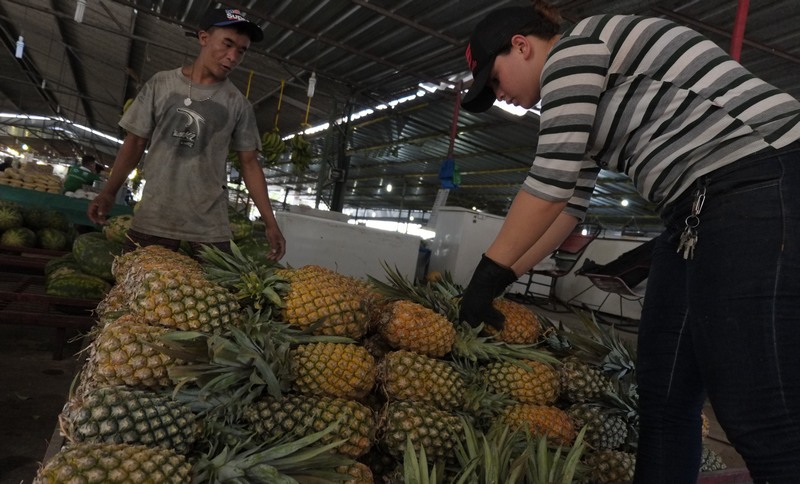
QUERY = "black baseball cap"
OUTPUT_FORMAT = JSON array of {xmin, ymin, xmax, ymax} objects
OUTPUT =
[
  {"xmin": 198, "ymin": 8, "xmax": 264, "ymax": 42},
  {"xmin": 462, "ymin": 7, "xmax": 546, "ymax": 113}
]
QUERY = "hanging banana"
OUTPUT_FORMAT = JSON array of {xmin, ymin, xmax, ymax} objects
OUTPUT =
[
  {"xmin": 290, "ymin": 133, "xmax": 313, "ymax": 174},
  {"xmin": 261, "ymin": 128, "xmax": 286, "ymax": 166}
]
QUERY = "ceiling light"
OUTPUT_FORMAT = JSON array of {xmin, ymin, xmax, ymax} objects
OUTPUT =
[
  {"xmin": 385, "ymin": 183, "xmax": 392, "ymax": 192},
  {"xmin": 409, "ymin": 215, "xmax": 415, "ymax": 221},
  {"xmin": 75, "ymin": 0, "xmax": 87, "ymax": 23},
  {"xmin": 621, "ymin": 199, "xmax": 629, "ymax": 207}
]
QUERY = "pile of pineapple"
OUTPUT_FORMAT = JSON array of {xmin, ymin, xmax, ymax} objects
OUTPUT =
[{"xmin": 35, "ymin": 243, "xmax": 727, "ymax": 483}]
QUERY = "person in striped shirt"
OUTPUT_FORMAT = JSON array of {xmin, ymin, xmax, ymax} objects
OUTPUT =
[{"xmin": 458, "ymin": 2, "xmax": 800, "ymax": 482}]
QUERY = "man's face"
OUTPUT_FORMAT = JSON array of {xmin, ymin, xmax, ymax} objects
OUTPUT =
[{"xmin": 198, "ymin": 27, "xmax": 251, "ymax": 80}]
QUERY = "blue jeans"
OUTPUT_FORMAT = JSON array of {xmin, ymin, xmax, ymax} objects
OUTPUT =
[{"xmin": 634, "ymin": 143, "xmax": 800, "ymax": 483}]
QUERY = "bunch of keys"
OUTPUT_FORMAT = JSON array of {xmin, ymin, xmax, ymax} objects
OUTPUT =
[{"xmin": 676, "ymin": 186, "xmax": 706, "ymax": 260}]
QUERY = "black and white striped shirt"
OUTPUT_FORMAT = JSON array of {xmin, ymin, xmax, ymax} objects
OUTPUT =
[{"xmin": 524, "ymin": 15, "xmax": 800, "ymax": 218}]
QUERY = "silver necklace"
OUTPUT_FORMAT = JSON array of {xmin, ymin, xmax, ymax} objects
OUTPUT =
[{"xmin": 184, "ymin": 65, "xmax": 223, "ymax": 106}]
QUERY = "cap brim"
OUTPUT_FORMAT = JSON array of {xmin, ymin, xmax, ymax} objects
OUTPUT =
[
  {"xmin": 461, "ymin": 64, "xmax": 496, "ymax": 113},
  {"xmin": 211, "ymin": 20, "xmax": 264, "ymax": 42}
]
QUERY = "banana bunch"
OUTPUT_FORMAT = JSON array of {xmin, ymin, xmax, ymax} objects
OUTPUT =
[
  {"xmin": 290, "ymin": 134, "xmax": 313, "ymax": 174},
  {"xmin": 0, "ymin": 167, "xmax": 62, "ymax": 193},
  {"xmin": 261, "ymin": 128, "xmax": 286, "ymax": 166}
]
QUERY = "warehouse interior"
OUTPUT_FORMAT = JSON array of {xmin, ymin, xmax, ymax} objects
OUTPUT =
[{"xmin": 2, "ymin": 0, "xmax": 798, "ymax": 482}]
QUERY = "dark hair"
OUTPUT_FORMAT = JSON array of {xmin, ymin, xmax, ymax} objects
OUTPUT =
[{"xmin": 497, "ymin": 1, "xmax": 562, "ymax": 55}]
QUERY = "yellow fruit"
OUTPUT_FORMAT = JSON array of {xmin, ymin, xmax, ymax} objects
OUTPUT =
[{"xmin": 379, "ymin": 300, "xmax": 455, "ymax": 357}]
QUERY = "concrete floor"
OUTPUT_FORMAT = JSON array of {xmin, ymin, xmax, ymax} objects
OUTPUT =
[
  {"xmin": 0, "ymin": 324, "xmax": 83, "ymax": 484},
  {"xmin": 0, "ymin": 305, "xmax": 752, "ymax": 484}
]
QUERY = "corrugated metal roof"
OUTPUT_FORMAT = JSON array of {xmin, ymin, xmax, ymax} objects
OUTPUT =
[{"xmin": 0, "ymin": 0, "xmax": 798, "ymax": 229}]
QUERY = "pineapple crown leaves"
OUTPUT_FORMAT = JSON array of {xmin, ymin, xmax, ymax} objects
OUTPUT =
[
  {"xmin": 198, "ymin": 241, "xmax": 289, "ymax": 312},
  {"xmin": 368, "ymin": 262, "xmax": 459, "ymax": 321},
  {"xmin": 192, "ymin": 420, "xmax": 354, "ymax": 484},
  {"xmin": 451, "ymin": 418, "xmax": 530, "ymax": 484},
  {"xmin": 452, "ymin": 323, "xmax": 561, "ymax": 366},
  {"xmin": 153, "ymin": 327, "xmax": 290, "ymax": 406},
  {"xmin": 402, "ymin": 436, "xmax": 445, "ymax": 484},
  {"xmin": 526, "ymin": 426, "xmax": 589, "ymax": 484}
]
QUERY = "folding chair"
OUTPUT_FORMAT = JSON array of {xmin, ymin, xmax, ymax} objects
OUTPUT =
[
  {"xmin": 570, "ymin": 237, "xmax": 656, "ymax": 321},
  {"xmin": 512, "ymin": 222, "xmax": 601, "ymax": 310}
]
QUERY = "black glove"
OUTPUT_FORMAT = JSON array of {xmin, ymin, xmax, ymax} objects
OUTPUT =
[{"xmin": 459, "ymin": 254, "xmax": 518, "ymax": 331}]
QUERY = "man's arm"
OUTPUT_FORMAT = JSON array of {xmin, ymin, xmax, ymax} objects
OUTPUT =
[
  {"xmin": 510, "ymin": 211, "xmax": 579, "ymax": 276},
  {"xmin": 238, "ymin": 150, "xmax": 286, "ymax": 261},
  {"xmin": 87, "ymin": 132, "xmax": 148, "ymax": 224},
  {"xmin": 486, "ymin": 190, "xmax": 567, "ymax": 269}
]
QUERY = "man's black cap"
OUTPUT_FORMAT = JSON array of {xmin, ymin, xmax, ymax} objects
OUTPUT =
[
  {"xmin": 198, "ymin": 8, "xmax": 264, "ymax": 42},
  {"xmin": 462, "ymin": 7, "xmax": 543, "ymax": 113}
]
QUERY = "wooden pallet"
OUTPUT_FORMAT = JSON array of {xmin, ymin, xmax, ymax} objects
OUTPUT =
[{"xmin": 0, "ymin": 250, "xmax": 99, "ymax": 359}]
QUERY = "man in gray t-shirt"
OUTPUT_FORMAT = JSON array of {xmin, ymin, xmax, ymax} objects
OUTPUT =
[{"xmin": 87, "ymin": 7, "xmax": 285, "ymax": 260}]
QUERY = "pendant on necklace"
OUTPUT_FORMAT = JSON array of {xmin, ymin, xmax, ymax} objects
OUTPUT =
[{"xmin": 184, "ymin": 97, "xmax": 192, "ymax": 106}]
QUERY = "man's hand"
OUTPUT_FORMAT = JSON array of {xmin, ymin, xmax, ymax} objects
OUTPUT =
[
  {"xmin": 87, "ymin": 193, "xmax": 115, "ymax": 225},
  {"xmin": 265, "ymin": 225, "xmax": 286, "ymax": 261},
  {"xmin": 459, "ymin": 254, "xmax": 519, "ymax": 331}
]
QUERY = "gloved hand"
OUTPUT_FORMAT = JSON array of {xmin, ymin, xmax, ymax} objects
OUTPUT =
[{"xmin": 459, "ymin": 254, "xmax": 518, "ymax": 330}]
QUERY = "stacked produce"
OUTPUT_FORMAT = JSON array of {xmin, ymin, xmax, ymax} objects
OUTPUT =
[
  {"xmin": 0, "ymin": 166, "xmax": 63, "ymax": 193},
  {"xmin": 0, "ymin": 201, "xmax": 72, "ymax": 250},
  {"xmin": 36, "ymin": 242, "xmax": 728, "ymax": 483}
]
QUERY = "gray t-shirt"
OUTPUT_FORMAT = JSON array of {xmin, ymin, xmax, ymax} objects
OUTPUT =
[{"xmin": 120, "ymin": 67, "xmax": 260, "ymax": 242}]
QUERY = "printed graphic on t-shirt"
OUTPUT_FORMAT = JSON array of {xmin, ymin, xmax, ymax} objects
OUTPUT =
[{"xmin": 172, "ymin": 107, "xmax": 205, "ymax": 148}]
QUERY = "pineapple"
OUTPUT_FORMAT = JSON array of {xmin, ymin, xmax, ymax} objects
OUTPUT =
[
  {"xmin": 291, "ymin": 342, "xmax": 377, "ymax": 400},
  {"xmin": 582, "ymin": 449, "xmax": 636, "ymax": 483},
  {"xmin": 243, "ymin": 393, "xmax": 375, "ymax": 458},
  {"xmin": 485, "ymin": 298, "xmax": 543, "ymax": 344},
  {"xmin": 378, "ymin": 350, "xmax": 466, "ymax": 411},
  {"xmin": 566, "ymin": 403, "xmax": 628, "ymax": 451},
  {"xmin": 59, "ymin": 386, "xmax": 200, "ymax": 454},
  {"xmin": 110, "ymin": 244, "xmax": 243, "ymax": 333},
  {"xmin": 700, "ymin": 444, "xmax": 727, "ymax": 472},
  {"xmin": 379, "ymin": 400, "xmax": 462, "ymax": 461},
  {"xmin": 34, "ymin": 442, "xmax": 191, "ymax": 483},
  {"xmin": 79, "ymin": 314, "xmax": 176, "ymax": 393},
  {"xmin": 501, "ymin": 404, "xmax": 577, "ymax": 446},
  {"xmin": 378, "ymin": 299, "xmax": 456, "ymax": 357},
  {"xmin": 279, "ymin": 265, "xmax": 371, "ymax": 339},
  {"xmin": 559, "ymin": 356, "xmax": 614, "ymax": 403},
  {"xmin": 482, "ymin": 359, "xmax": 560, "ymax": 405},
  {"xmin": 337, "ymin": 461, "xmax": 375, "ymax": 484}
]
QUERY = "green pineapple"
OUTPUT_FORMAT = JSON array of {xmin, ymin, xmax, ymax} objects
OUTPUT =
[
  {"xmin": 559, "ymin": 356, "xmax": 614, "ymax": 403},
  {"xmin": 60, "ymin": 386, "xmax": 200, "ymax": 454},
  {"xmin": 566, "ymin": 403, "xmax": 628, "ymax": 451},
  {"xmin": 378, "ymin": 350, "xmax": 466, "ymax": 411},
  {"xmin": 379, "ymin": 400, "xmax": 462, "ymax": 462},
  {"xmin": 582, "ymin": 449, "xmax": 636, "ymax": 484},
  {"xmin": 243, "ymin": 393, "xmax": 376, "ymax": 458},
  {"xmin": 700, "ymin": 444, "xmax": 727, "ymax": 472}
]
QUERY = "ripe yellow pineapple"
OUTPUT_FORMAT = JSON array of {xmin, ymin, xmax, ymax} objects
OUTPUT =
[
  {"xmin": 79, "ymin": 314, "xmax": 177, "ymax": 393},
  {"xmin": 279, "ymin": 265, "xmax": 371, "ymax": 339},
  {"xmin": 111, "ymin": 245, "xmax": 242, "ymax": 333},
  {"xmin": 501, "ymin": 403, "xmax": 577, "ymax": 446},
  {"xmin": 291, "ymin": 342, "xmax": 377, "ymax": 400},
  {"xmin": 34, "ymin": 442, "xmax": 192, "ymax": 483},
  {"xmin": 482, "ymin": 359, "xmax": 560, "ymax": 405},
  {"xmin": 486, "ymin": 298, "xmax": 543, "ymax": 344},
  {"xmin": 378, "ymin": 299, "xmax": 456, "ymax": 357}
]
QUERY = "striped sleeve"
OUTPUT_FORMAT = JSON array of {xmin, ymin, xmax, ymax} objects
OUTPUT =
[{"xmin": 521, "ymin": 36, "xmax": 610, "ymax": 217}]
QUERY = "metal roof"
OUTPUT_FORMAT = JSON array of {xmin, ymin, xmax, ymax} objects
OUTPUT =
[{"xmin": 1, "ymin": 0, "xmax": 798, "ymax": 230}]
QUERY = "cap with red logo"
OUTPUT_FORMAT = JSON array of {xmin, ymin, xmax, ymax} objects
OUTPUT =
[
  {"xmin": 461, "ymin": 7, "xmax": 547, "ymax": 113},
  {"xmin": 198, "ymin": 8, "xmax": 264, "ymax": 42}
]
